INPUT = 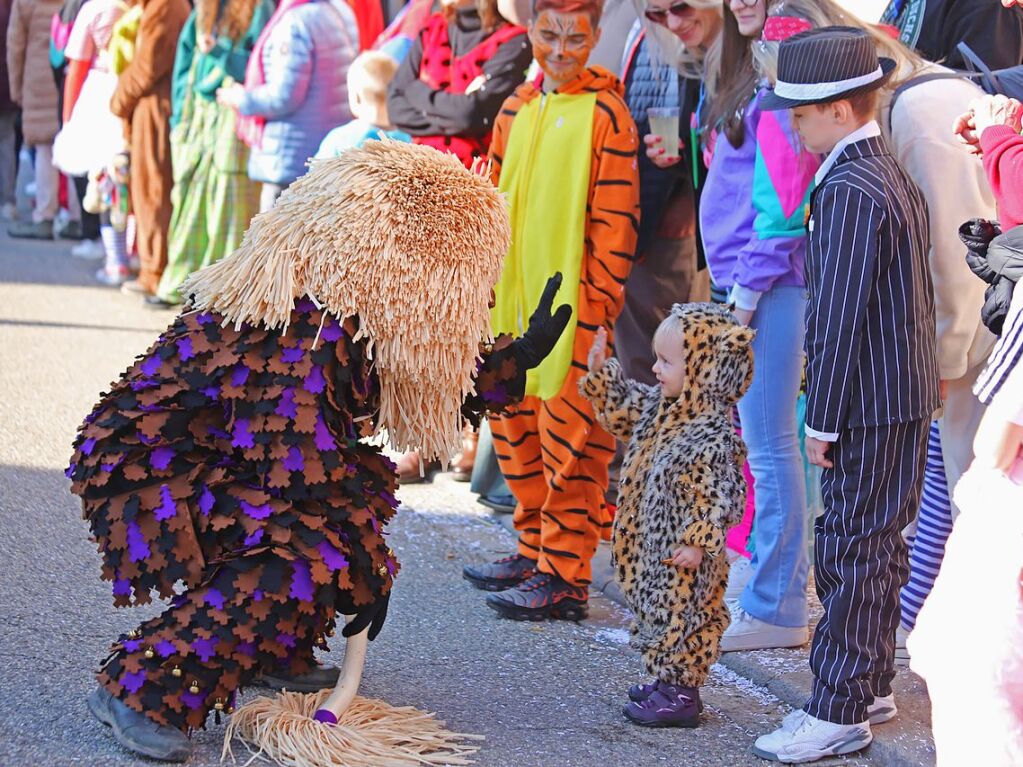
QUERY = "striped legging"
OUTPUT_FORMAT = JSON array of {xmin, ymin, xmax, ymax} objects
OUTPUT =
[{"xmin": 900, "ymin": 422, "xmax": 954, "ymax": 630}]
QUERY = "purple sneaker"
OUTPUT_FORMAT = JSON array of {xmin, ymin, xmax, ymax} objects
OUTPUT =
[
  {"xmin": 627, "ymin": 679, "xmax": 659, "ymax": 702},
  {"xmin": 623, "ymin": 682, "xmax": 701, "ymax": 728}
]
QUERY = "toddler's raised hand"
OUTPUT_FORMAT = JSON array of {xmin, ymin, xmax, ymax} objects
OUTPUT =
[{"xmin": 588, "ymin": 326, "xmax": 608, "ymax": 372}]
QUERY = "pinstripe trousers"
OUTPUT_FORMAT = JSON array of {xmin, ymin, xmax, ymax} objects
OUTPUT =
[{"xmin": 805, "ymin": 419, "xmax": 929, "ymax": 725}]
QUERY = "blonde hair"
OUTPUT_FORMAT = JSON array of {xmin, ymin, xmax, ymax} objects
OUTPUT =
[
  {"xmin": 754, "ymin": 0, "xmax": 925, "ymax": 89},
  {"xmin": 348, "ymin": 51, "xmax": 400, "ymax": 105},
  {"xmin": 631, "ymin": 0, "xmax": 723, "ymax": 96},
  {"xmin": 652, "ymin": 311, "xmax": 685, "ymax": 351}
]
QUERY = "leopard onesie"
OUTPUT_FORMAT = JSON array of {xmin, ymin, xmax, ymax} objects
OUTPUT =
[{"xmin": 580, "ymin": 303, "xmax": 754, "ymax": 687}]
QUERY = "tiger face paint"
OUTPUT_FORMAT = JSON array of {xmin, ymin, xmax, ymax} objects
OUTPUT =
[{"xmin": 529, "ymin": 9, "xmax": 600, "ymax": 89}]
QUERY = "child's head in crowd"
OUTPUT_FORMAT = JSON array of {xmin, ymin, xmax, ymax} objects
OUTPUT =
[
  {"xmin": 790, "ymin": 90, "xmax": 880, "ymax": 154},
  {"xmin": 652, "ymin": 313, "xmax": 687, "ymax": 398},
  {"xmin": 348, "ymin": 51, "xmax": 399, "ymax": 127},
  {"xmin": 529, "ymin": 0, "xmax": 604, "ymax": 89}
]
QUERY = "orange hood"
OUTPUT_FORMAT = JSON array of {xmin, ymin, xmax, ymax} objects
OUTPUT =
[{"xmin": 514, "ymin": 65, "xmax": 625, "ymax": 103}]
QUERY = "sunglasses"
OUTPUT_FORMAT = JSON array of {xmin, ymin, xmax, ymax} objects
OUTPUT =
[{"xmin": 644, "ymin": 1, "xmax": 693, "ymax": 24}]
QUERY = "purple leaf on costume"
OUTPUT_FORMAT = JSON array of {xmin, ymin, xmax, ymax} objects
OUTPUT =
[
  {"xmin": 81, "ymin": 437, "xmax": 97, "ymax": 456},
  {"xmin": 379, "ymin": 490, "xmax": 398, "ymax": 508},
  {"xmin": 304, "ymin": 365, "xmax": 325, "ymax": 394},
  {"xmin": 113, "ymin": 578, "xmax": 132, "ymax": 597},
  {"xmin": 314, "ymin": 414, "xmax": 337, "ymax": 451},
  {"xmin": 370, "ymin": 516, "xmax": 380, "ymax": 534},
  {"xmin": 201, "ymin": 385, "xmax": 220, "ymax": 399},
  {"xmin": 138, "ymin": 433, "xmax": 158, "ymax": 445},
  {"xmin": 241, "ymin": 500, "xmax": 272, "ymax": 520},
  {"xmin": 296, "ymin": 298, "xmax": 316, "ymax": 313},
  {"xmin": 204, "ymin": 588, "xmax": 225, "ymax": 611},
  {"xmin": 320, "ymin": 318, "xmax": 343, "ymax": 342},
  {"xmin": 181, "ymin": 690, "xmax": 205, "ymax": 710},
  {"xmin": 192, "ymin": 636, "xmax": 218, "ymax": 662},
  {"xmin": 237, "ymin": 641, "xmax": 256, "ymax": 657},
  {"xmin": 197, "ymin": 312, "xmax": 214, "ymax": 325},
  {"xmin": 317, "ymin": 540, "xmax": 349, "ymax": 571},
  {"xmin": 65, "ymin": 463, "xmax": 76, "ymax": 478},
  {"xmin": 386, "ymin": 558, "xmax": 397, "ymax": 576},
  {"xmin": 281, "ymin": 345, "xmax": 304, "ymax": 364},
  {"xmin": 482, "ymin": 385, "xmax": 507, "ymax": 403},
  {"xmin": 140, "ymin": 356, "xmax": 160, "ymax": 376},
  {"xmin": 276, "ymin": 632, "xmax": 297, "ymax": 649},
  {"xmin": 282, "ymin": 446, "xmax": 304, "ymax": 472},
  {"xmin": 230, "ymin": 363, "xmax": 249, "ymax": 387},
  {"xmin": 155, "ymin": 640, "xmax": 176, "ymax": 658},
  {"xmin": 155, "ymin": 484, "xmax": 176, "ymax": 521},
  {"xmin": 124, "ymin": 639, "xmax": 142, "ymax": 653},
  {"xmin": 127, "ymin": 521, "xmax": 150, "ymax": 563},
  {"xmin": 199, "ymin": 485, "xmax": 215, "ymax": 516},
  {"xmin": 232, "ymin": 419, "xmax": 255, "ymax": 449},
  {"xmin": 289, "ymin": 560, "xmax": 314, "ymax": 602},
  {"xmin": 209, "ymin": 425, "xmax": 231, "ymax": 441},
  {"xmin": 243, "ymin": 529, "xmax": 264, "ymax": 546},
  {"xmin": 101, "ymin": 463, "xmax": 116, "ymax": 472},
  {"xmin": 176, "ymin": 336, "xmax": 194, "ymax": 361},
  {"xmin": 122, "ymin": 670, "xmax": 146, "ymax": 694},
  {"xmin": 253, "ymin": 589, "xmax": 263, "ymax": 601},
  {"xmin": 151, "ymin": 447, "xmax": 174, "ymax": 471},
  {"xmin": 276, "ymin": 388, "xmax": 297, "ymax": 419}
]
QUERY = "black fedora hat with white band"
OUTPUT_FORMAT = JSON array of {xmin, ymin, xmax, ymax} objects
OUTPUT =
[{"xmin": 760, "ymin": 26, "xmax": 896, "ymax": 111}]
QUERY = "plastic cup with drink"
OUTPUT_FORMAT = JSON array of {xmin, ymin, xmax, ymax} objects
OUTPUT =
[{"xmin": 647, "ymin": 106, "xmax": 681, "ymax": 160}]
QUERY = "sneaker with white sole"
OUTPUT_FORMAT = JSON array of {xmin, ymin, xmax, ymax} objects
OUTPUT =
[
  {"xmin": 867, "ymin": 693, "xmax": 897, "ymax": 725},
  {"xmin": 721, "ymin": 602, "xmax": 809, "ymax": 652},
  {"xmin": 725, "ymin": 555, "xmax": 754, "ymax": 601},
  {"xmin": 753, "ymin": 711, "xmax": 872, "ymax": 763},
  {"xmin": 72, "ymin": 238, "xmax": 105, "ymax": 259}
]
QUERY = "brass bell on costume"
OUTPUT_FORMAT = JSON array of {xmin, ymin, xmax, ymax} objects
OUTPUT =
[
  {"xmin": 171, "ymin": 666, "xmax": 182, "ymax": 678},
  {"xmin": 143, "ymin": 647, "xmax": 155, "ymax": 659},
  {"xmin": 189, "ymin": 681, "xmax": 200, "ymax": 695},
  {"xmin": 127, "ymin": 629, "xmax": 141, "ymax": 639},
  {"xmin": 377, "ymin": 565, "xmax": 388, "ymax": 577},
  {"xmin": 316, "ymin": 634, "xmax": 326, "ymax": 646}
]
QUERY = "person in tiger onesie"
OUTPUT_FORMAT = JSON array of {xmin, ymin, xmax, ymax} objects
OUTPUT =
[{"xmin": 461, "ymin": 0, "xmax": 640, "ymax": 621}]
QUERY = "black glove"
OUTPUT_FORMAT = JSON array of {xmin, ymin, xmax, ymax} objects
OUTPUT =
[
  {"xmin": 341, "ymin": 592, "xmax": 389, "ymax": 641},
  {"xmin": 511, "ymin": 273, "xmax": 572, "ymax": 371}
]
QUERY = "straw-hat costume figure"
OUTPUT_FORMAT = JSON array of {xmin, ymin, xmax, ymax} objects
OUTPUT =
[{"xmin": 68, "ymin": 141, "xmax": 569, "ymax": 763}]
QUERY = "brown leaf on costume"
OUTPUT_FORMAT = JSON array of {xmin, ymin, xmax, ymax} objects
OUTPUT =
[
  {"xmin": 266, "ymin": 355, "xmax": 291, "ymax": 376},
  {"xmin": 123, "ymin": 463, "xmax": 149, "ymax": 482},
  {"xmin": 250, "ymin": 599, "xmax": 273, "ymax": 621},
  {"xmin": 293, "ymin": 405, "xmax": 317, "ymax": 434},
  {"xmin": 304, "ymin": 456, "xmax": 326, "ymax": 485},
  {"xmin": 264, "ymin": 415, "xmax": 288, "ymax": 432},
  {"xmin": 309, "ymin": 558, "xmax": 331, "ymax": 585},
  {"xmin": 267, "ymin": 461, "xmax": 290, "ymax": 488}
]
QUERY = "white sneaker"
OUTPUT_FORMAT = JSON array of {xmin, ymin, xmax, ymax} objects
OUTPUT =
[
  {"xmin": 721, "ymin": 602, "xmax": 809, "ymax": 652},
  {"xmin": 71, "ymin": 239, "xmax": 105, "ymax": 259},
  {"xmin": 725, "ymin": 555, "xmax": 754, "ymax": 601},
  {"xmin": 753, "ymin": 711, "xmax": 872, "ymax": 763},
  {"xmin": 867, "ymin": 693, "xmax": 897, "ymax": 725}
]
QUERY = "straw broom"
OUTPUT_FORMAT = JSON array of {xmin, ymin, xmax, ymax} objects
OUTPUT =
[
  {"xmin": 182, "ymin": 141, "xmax": 510, "ymax": 462},
  {"xmin": 222, "ymin": 690, "xmax": 483, "ymax": 767}
]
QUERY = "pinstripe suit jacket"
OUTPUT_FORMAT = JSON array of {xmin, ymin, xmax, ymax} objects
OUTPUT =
[{"xmin": 805, "ymin": 135, "xmax": 941, "ymax": 435}]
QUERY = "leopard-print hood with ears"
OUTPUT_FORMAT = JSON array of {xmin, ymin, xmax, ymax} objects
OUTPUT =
[{"xmin": 669, "ymin": 302, "xmax": 755, "ymax": 412}]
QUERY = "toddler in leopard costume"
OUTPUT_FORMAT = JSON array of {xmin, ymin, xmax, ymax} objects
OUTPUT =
[{"xmin": 580, "ymin": 303, "xmax": 754, "ymax": 727}]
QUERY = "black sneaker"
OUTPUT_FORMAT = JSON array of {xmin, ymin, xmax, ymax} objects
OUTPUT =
[
  {"xmin": 256, "ymin": 661, "xmax": 341, "ymax": 692},
  {"xmin": 485, "ymin": 572, "xmax": 588, "ymax": 621},
  {"xmin": 87, "ymin": 686, "xmax": 191, "ymax": 762},
  {"xmin": 463, "ymin": 554, "xmax": 537, "ymax": 591}
]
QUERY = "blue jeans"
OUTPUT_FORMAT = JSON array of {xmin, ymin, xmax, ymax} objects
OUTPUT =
[{"xmin": 737, "ymin": 285, "xmax": 810, "ymax": 627}]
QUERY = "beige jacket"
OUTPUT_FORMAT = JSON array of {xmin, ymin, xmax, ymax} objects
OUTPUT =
[
  {"xmin": 882, "ymin": 62, "xmax": 998, "ymax": 381},
  {"xmin": 6, "ymin": 0, "xmax": 61, "ymax": 143}
]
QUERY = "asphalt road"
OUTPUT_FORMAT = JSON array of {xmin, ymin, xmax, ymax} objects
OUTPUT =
[{"xmin": 0, "ymin": 227, "xmax": 876, "ymax": 767}]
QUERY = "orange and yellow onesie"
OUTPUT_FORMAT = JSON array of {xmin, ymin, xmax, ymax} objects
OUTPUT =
[{"xmin": 488, "ymin": 66, "xmax": 639, "ymax": 588}]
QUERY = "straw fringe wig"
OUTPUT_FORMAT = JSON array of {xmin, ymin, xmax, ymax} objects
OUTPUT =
[
  {"xmin": 223, "ymin": 690, "xmax": 482, "ymax": 767},
  {"xmin": 182, "ymin": 141, "xmax": 511, "ymax": 461}
]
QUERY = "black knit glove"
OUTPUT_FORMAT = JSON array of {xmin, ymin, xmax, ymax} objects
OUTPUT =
[
  {"xmin": 341, "ymin": 592, "xmax": 389, "ymax": 641},
  {"xmin": 960, "ymin": 218, "xmax": 1003, "ymax": 285},
  {"xmin": 510, "ymin": 273, "xmax": 573, "ymax": 371}
]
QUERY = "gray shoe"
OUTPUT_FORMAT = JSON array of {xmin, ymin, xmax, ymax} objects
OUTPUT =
[
  {"xmin": 257, "ymin": 661, "xmax": 341, "ymax": 692},
  {"xmin": 7, "ymin": 219, "xmax": 54, "ymax": 239},
  {"xmin": 87, "ymin": 686, "xmax": 191, "ymax": 762}
]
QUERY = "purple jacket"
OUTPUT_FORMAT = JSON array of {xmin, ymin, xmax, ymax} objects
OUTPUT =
[{"xmin": 699, "ymin": 88, "xmax": 818, "ymax": 309}]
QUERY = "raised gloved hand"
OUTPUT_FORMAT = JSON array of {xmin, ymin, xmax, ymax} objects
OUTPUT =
[
  {"xmin": 341, "ymin": 592, "xmax": 389, "ymax": 641},
  {"xmin": 511, "ymin": 273, "xmax": 573, "ymax": 371}
]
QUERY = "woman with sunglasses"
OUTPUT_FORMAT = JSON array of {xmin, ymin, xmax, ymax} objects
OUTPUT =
[{"xmin": 653, "ymin": 0, "xmax": 819, "ymax": 654}]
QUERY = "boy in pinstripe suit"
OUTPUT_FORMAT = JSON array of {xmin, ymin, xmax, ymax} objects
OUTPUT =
[{"xmin": 753, "ymin": 28, "xmax": 940, "ymax": 763}]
